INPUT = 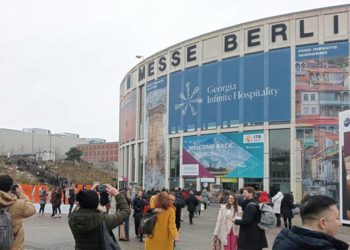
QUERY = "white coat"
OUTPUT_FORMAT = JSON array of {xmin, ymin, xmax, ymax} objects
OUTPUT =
[
  {"xmin": 272, "ymin": 191, "xmax": 284, "ymax": 214},
  {"xmin": 213, "ymin": 205, "xmax": 238, "ymax": 247}
]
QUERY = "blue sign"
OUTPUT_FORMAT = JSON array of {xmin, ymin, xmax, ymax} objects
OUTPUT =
[
  {"xmin": 169, "ymin": 48, "xmax": 291, "ymax": 132},
  {"xmin": 183, "ymin": 131, "xmax": 264, "ymax": 178}
]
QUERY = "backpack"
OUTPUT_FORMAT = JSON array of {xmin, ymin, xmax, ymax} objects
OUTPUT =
[
  {"xmin": 0, "ymin": 207, "xmax": 14, "ymax": 250},
  {"xmin": 175, "ymin": 196, "xmax": 185, "ymax": 208},
  {"xmin": 140, "ymin": 210, "xmax": 157, "ymax": 235},
  {"xmin": 257, "ymin": 203, "xmax": 276, "ymax": 230}
]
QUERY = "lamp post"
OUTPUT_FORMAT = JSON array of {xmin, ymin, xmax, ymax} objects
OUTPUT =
[
  {"xmin": 135, "ymin": 55, "xmax": 144, "ymax": 60},
  {"xmin": 31, "ymin": 130, "xmax": 34, "ymax": 157}
]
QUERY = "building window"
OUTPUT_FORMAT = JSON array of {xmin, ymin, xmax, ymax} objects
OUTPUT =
[
  {"xmin": 269, "ymin": 129, "xmax": 290, "ymax": 195},
  {"xmin": 303, "ymin": 94, "xmax": 308, "ymax": 101},
  {"xmin": 311, "ymin": 107, "xmax": 317, "ymax": 114},
  {"xmin": 311, "ymin": 93, "xmax": 316, "ymax": 101},
  {"xmin": 170, "ymin": 138, "xmax": 180, "ymax": 189},
  {"xmin": 303, "ymin": 107, "xmax": 309, "ymax": 115}
]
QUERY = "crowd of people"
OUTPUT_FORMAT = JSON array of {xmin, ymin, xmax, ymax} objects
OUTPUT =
[{"xmin": 0, "ymin": 173, "xmax": 349, "ymax": 250}]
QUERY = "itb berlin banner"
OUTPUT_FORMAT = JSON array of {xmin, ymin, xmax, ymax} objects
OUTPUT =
[
  {"xmin": 144, "ymin": 77, "xmax": 167, "ymax": 190},
  {"xmin": 183, "ymin": 131, "xmax": 264, "ymax": 178},
  {"xmin": 339, "ymin": 110, "xmax": 350, "ymax": 225}
]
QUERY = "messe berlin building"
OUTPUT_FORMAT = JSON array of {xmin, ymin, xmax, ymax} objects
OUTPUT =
[{"xmin": 119, "ymin": 5, "xmax": 350, "ymax": 202}]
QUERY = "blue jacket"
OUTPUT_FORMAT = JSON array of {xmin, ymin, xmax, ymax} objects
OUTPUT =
[{"xmin": 273, "ymin": 226, "xmax": 349, "ymax": 250}]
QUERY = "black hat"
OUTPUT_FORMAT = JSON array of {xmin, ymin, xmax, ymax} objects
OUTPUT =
[{"xmin": 76, "ymin": 190, "xmax": 99, "ymax": 209}]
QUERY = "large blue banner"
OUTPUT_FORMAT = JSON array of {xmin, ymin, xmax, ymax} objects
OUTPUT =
[
  {"xmin": 169, "ymin": 48, "xmax": 291, "ymax": 132},
  {"xmin": 183, "ymin": 131, "xmax": 264, "ymax": 178}
]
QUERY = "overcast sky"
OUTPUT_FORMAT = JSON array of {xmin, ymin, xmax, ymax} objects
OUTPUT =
[{"xmin": 1, "ymin": 0, "xmax": 349, "ymax": 141}]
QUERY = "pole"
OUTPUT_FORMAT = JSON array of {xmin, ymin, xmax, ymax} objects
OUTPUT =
[{"xmin": 31, "ymin": 131, "xmax": 34, "ymax": 156}]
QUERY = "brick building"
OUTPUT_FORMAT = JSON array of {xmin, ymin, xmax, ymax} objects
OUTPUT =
[{"xmin": 77, "ymin": 142, "xmax": 118, "ymax": 163}]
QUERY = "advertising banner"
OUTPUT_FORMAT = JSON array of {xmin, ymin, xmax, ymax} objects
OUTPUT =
[
  {"xmin": 119, "ymin": 89, "xmax": 136, "ymax": 144},
  {"xmin": 295, "ymin": 41, "xmax": 350, "ymax": 203},
  {"xmin": 144, "ymin": 77, "xmax": 167, "ymax": 190},
  {"xmin": 183, "ymin": 131, "xmax": 264, "ymax": 178},
  {"xmin": 169, "ymin": 48, "xmax": 291, "ymax": 132},
  {"xmin": 339, "ymin": 110, "xmax": 350, "ymax": 225}
]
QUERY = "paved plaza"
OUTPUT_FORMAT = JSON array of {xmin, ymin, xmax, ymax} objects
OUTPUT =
[{"xmin": 24, "ymin": 204, "xmax": 350, "ymax": 250}]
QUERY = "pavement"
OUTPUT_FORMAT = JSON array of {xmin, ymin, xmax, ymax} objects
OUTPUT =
[{"xmin": 24, "ymin": 204, "xmax": 350, "ymax": 250}]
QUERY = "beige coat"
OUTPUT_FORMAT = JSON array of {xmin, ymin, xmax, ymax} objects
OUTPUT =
[
  {"xmin": 213, "ymin": 205, "xmax": 238, "ymax": 247},
  {"xmin": 0, "ymin": 190, "xmax": 36, "ymax": 250}
]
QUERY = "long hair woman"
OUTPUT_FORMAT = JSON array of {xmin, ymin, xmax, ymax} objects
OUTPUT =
[
  {"xmin": 213, "ymin": 193, "xmax": 239, "ymax": 250},
  {"xmin": 145, "ymin": 191, "xmax": 179, "ymax": 250}
]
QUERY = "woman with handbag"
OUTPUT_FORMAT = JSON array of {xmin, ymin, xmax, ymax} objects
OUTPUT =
[
  {"xmin": 68, "ymin": 184, "xmax": 131, "ymax": 250},
  {"xmin": 213, "ymin": 194, "xmax": 239, "ymax": 250},
  {"xmin": 145, "ymin": 191, "xmax": 179, "ymax": 250}
]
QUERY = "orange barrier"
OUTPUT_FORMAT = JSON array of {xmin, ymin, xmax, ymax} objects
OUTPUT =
[{"xmin": 21, "ymin": 184, "xmax": 33, "ymax": 201}]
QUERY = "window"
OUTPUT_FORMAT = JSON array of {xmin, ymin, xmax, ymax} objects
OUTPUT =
[
  {"xmin": 303, "ymin": 94, "xmax": 308, "ymax": 101},
  {"xmin": 303, "ymin": 107, "xmax": 309, "ymax": 114},
  {"xmin": 269, "ymin": 129, "xmax": 291, "ymax": 194},
  {"xmin": 311, "ymin": 107, "xmax": 317, "ymax": 114},
  {"xmin": 311, "ymin": 94, "xmax": 316, "ymax": 101}
]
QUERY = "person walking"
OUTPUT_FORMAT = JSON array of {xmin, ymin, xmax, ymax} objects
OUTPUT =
[
  {"xmin": 38, "ymin": 187, "xmax": 47, "ymax": 216},
  {"xmin": 273, "ymin": 195, "xmax": 348, "ymax": 250},
  {"xmin": 280, "ymin": 192, "xmax": 294, "ymax": 229},
  {"xmin": 195, "ymin": 191, "xmax": 203, "ymax": 217},
  {"xmin": 272, "ymin": 189, "xmax": 284, "ymax": 227},
  {"xmin": 68, "ymin": 188, "xmax": 76, "ymax": 217},
  {"xmin": 214, "ymin": 193, "xmax": 239, "ymax": 250},
  {"xmin": 145, "ymin": 192, "xmax": 179, "ymax": 250},
  {"xmin": 132, "ymin": 190, "xmax": 146, "ymax": 242},
  {"xmin": 234, "ymin": 187, "xmax": 268, "ymax": 250},
  {"xmin": 185, "ymin": 190, "xmax": 199, "ymax": 225},
  {"xmin": 201, "ymin": 188, "xmax": 210, "ymax": 210}
]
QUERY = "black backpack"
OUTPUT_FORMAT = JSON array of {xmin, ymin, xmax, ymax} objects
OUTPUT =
[
  {"xmin": 175, "ymin": 196, "xmax": 185, "ymax": 208},
  {"xmin": 140, "ymin": 210, "xmax": 157, "ymax": 235}
]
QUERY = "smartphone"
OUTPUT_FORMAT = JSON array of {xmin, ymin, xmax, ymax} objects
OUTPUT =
[{"xmin": 96, "ymin": 184, "xmax": 107, "ymax": 193}]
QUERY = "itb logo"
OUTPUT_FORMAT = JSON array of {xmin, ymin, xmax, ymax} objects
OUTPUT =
[{"xmin": 244, "ymin": 134, "xmax": 264, "ymax": 143}]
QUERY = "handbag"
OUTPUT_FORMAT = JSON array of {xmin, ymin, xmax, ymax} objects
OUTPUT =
[
  {"xmin": 100, "ymin": 221, "xmax": 121, "ymax": 250},
  {"xmin": 212, "ymin": 236, "xmax": 221, "ymax": 250},
  {"xmin": 140, "ymin": 210, "xmax": 157, "ymax": 235}
]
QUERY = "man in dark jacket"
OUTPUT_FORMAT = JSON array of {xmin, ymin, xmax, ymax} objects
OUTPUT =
[
  {"xmin": 273, "ymin": 195, "xmax": 348, "ymax": 250},
  {"xmin": 185, "ymin": 190, "xmax": 199, "ymax": 225},
  {"xmin": 68, "ymin": 184, "xmax": 131, "ymax": 250},
  {"xmin": 234, "ymin": 187, "xmax": 268, "ymax": 250}
]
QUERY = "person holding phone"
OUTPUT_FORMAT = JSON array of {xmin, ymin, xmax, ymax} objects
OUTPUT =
[{"xmin": 68, "ymin": 184, "xmax": 131, "ymax": 250}]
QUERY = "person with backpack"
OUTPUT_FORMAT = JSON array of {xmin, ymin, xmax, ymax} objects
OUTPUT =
[
  {"xmin": 233, "ymin": 187, "xmax": 268, "ymax": 250},
  {"xmin": 145, "ymin": 192, "xmax": 179, "ymax": 250},
  {"xmin": 0, "ymin": 175, "xmax": 36, "ymax": 250},
  {"xmin": 201, "ymin": 188, "xmax": 210, "ymax": 210}
]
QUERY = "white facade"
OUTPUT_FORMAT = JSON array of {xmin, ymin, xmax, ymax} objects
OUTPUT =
[{"xmin": 0, "ymin": 128, "xmax": 91, "ymax": 160}]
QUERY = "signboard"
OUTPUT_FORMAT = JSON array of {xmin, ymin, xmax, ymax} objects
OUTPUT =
[
  {"xmin": 144, "ymin": 77, "xmax": 167, "ymax": 190},
  {"xmin": 296, "ymin": 41, "xmax": 350, "ymax": 203},
  {"xmin": 181, "ymin": 164, "xmax": 199, "ymax": 176},
  {"xmin": 183, "ymin": 131, "xmax": 264, "ymax": 178},
  {"xmin": 201, "ymin": 177, "xmax": 215, "ymax": 183},
  {"xmin": 119, "ymin": 90, "xmax": 136, "ymax": 144},
  {"xmin": 339, "ymin": 110, "xmax": 350, "ymax": 225},
  {"xmin": 169, "ymin": 48, "xmax": 291, "ymax": 132}
]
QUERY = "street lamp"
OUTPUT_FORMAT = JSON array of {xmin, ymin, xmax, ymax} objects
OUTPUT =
[{"xmin": 136, "ymin": 55, "xmax": 144, "ymax": 60}]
